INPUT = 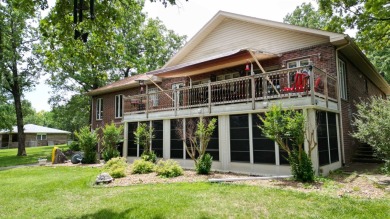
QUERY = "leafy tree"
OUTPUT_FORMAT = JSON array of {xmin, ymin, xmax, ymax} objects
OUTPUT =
[
  {"xmin": 0, "ymin": 0, "xmax": 46, "ymax": 155},
  {"xmin": 0, "ymin": 94, "xmax": 14, "ymax": 131},
  {"xmin": 38, "ymin": 0, "xmax": 186, "ymax": 106},
  {"xmin": 259, "ymin": 105, "xmax": 314, "ymax": 182},
  {"xmin": 150, "ymin": 0, "xmax": 189, "ymax": 7},
  {"xmin": 318, "ymin": 0, "xmax": 389, "ymax": 50},
  {"xmin": 284, "ymin": 2, "xmax": 345, "ymax": 33},
  {"xmin": 352, "ymin": 97, "xmax": 390, "ymax": 173},
  {"xmin": 285, "ymin": 1, "xmax": 390, "ymax": 80},
  {"xmin": 49, "ymin": 94, "xmax": 90, "ymax": 135}
]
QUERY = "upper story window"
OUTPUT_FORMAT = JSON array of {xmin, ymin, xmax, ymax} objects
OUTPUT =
[
  {"xmin": 192, "ymin": 79, "xmax": 209, "ymax": 86},
  {"xmin": 287, "ymin": 59, "xmax": 310, "ymax": 69},
  {"xmin": 96, "ymin": 98, "xmax": 103, "ymax": 120},
  {"xmin": 115, "ymin": 95, "xmax": 123, "ymax": 118},
  {"xmin": 37, "ymin": 133, "xmax": 47, "ymax": 140},
  {"xmin": 338, "ymin": 59, "xmax": 347, "ymax": 100},
  {"xmin": 216, "ymin": 72, "xmax": 240, "ymax": 81},
  {"xmin": 148, "ymin": 88, "xmax": 159, "ymax": 107}
]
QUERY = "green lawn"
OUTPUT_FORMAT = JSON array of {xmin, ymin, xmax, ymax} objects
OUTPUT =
[
  {"xmin": 0, "ymin": 145, "xmax": 68, "ymax": 167},
  {"xmin": 0, "ymin": 166, "xmax": 389, "ymax": 219}
]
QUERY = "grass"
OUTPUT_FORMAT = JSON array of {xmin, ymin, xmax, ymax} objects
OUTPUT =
[
  {"xmin": 0, "ymin": 166, "xmax": 389, "ymax": 219},
  {"xmin": 0, "ymin": 145, "xmax": 68, "ymax": 167}
]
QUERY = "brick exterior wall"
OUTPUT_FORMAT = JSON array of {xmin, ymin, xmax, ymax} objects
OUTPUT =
[
  {"xmin": 339, "ymin": 53, "xmax": 385, "ymax": 163},
  {"xmin": 280, "ymin": 43, "xmax": 337, "ymax": 76}
]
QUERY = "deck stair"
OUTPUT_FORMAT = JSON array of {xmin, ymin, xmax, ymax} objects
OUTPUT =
[{"xmin": 352, "ymin": 144, "xmax": 382, "ymax": 163}]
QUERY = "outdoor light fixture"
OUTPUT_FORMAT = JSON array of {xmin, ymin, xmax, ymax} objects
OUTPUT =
[
  {"xmin": 245, "ymin": 60, "xmax": 250, "ymax": 71},
  {"xmin": 135, "ymin": 79, "xmax": 145, "ymax": 94}
]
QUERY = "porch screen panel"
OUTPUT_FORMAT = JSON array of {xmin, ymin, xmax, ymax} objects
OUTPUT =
[
  {"xmin": 252, "ymin": 114, "xmax": 275, "ymax": 164},
  {"xmin": 170, "ymin": 119, "xmax": 184, "ymax": 159},
  {"xmin": 206, "ymin": 116, "xmax": 219, "ymax": 161},
  {"xmin": 317, "ymin": 111, "xmax": 330, "ymax": 166},
  {"xmin": 328, "ymin": 113, "xmax": 339, "ymax": 163},
  {"xmin": 230, "ymin": 114, "xmax": 250, "ymax": 162},
  {"xmin": 152, "ymin": 120, "xmax": 163, "ymax": 157},
  {"xmin": 127, "ymin": 122, "xmax": 138, "ymax": 156}
]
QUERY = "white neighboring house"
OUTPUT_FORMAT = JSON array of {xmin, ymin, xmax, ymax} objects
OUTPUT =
[{"xmin": 0, "ymin": 124, "xmax": 70, "ymax": 148}]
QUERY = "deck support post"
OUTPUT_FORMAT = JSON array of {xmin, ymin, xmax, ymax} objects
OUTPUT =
[
  {"xmin": 123, "ymin": 122, "xmax": 128, "ymax": 158},
  {"xmin": 251, "ymin": 75, "xmax": 255, "ymax": 110},
  {"xmin": 208, "ymin": 81, "xmax": 211, "ymax": 114}
]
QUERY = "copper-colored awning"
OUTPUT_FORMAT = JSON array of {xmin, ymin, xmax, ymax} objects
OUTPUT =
[{"xmin": 147, "ymin": 49, "xmax": 279, "ymax": 78}]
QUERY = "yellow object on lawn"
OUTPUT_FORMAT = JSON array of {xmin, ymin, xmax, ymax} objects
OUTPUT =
[{"xmin": 51, "ymin": 146, "xmax": 58, "ymax": 164}]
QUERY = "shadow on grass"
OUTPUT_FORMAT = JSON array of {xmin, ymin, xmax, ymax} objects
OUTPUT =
[{"xmin": 55, "ymin": 208, "xmax": 142, "ymax": 219}]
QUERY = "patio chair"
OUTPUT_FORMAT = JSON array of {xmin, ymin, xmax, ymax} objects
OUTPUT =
[{"xmin": 282, "ymin": 72, "xmax": 309, "ymax": 93}]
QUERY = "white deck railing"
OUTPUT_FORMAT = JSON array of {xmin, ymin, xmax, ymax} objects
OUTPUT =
[{"xmin": 123, "ymin": 66, "xmax": 337, "ymax": 115}]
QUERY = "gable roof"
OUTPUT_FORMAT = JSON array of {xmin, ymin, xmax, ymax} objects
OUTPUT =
[
  {"xmin": 0, "ymin": 124, "xmax": 70, "ymax": 134},
  {"xmin": 164, "ymin": 11, "xmax": 347, "ymax": 68}
]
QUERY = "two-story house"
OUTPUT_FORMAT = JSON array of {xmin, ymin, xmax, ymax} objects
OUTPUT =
[{"xmin": 87, "ymin": 11, "xmax": 390, "ymax": 176}]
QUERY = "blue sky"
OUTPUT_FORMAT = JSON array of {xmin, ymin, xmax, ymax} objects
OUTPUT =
[{"xmin": 26, "ymin": 0, "xmax": 315, "ymax": 111}]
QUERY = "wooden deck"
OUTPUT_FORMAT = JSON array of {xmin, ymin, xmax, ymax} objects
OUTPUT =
[{"xmin": 123, "ymin": 66, "xmax": 338, "ymax": 116}]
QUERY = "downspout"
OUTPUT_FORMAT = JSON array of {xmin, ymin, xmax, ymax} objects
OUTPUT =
[{"xmin": 335, "ymin": 41, "xmax": 350, "ymax": 165}]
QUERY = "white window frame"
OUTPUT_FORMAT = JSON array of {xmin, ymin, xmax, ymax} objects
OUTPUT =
[
  {"xmin": 96, "ymin": 98, "xmax": 103, "ymax": 120},
  {"xmin": 287, "ymin": 59, "xmax": 310, "ymax": 69},
  {"xmin": 115, "ymin": 95, "xmax": 123, "ymax": 118},
  {"xmin": 216, "ymin": 72, "xmax": 240, "ymax": 81},
  {"xmin": 36, "ymin": 133, "xmax": 47, "ymax": 140},
  {"xmin": 148, "ymin": 88, "xmax": 159, "ymax": 107},
  {"xmin": 338, "ymin": 59, "xmax": 347, "ymax": 100}
]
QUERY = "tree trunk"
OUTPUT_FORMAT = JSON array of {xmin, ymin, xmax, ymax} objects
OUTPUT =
[{"xmin": 11, "ymin": 62, "xmax": 26, "ymax": 156}]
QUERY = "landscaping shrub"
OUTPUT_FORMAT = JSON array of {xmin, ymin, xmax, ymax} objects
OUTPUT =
[
  {"xmin": 195, "ymin": 153, "xmax": 213, "ymax": 174},
  {"xmin": 102, "ymin": 147, "xmax": 120, "ymax": 162},
  {"xmin": 69, "ymin": 141, "xmax": 80, "ymax": 151},
  {"xmin": 101, "ymin": 122, "xmax": 123, "ymax": 162},
  {"xmin": 288, "ymin": 149, "xmax": 314, "ymax": 182},
  {"xmin": 141, "ymin": 151, "xmax": 157, "ymax": 163},
  {"xmin": 154, "ymin": 159, "xmax": 183, "ymax": 178},
  {"xmin": 75, "ymin": 126, "xmax": 98, "ymax": 164},
  {"xmin": 103, "ymin": 157, "xmax": 128, "ymax": 178},
  {"xmin": 131, "ymin": 159, "xmax": 155, "ymax": 174},
  {"xmin": 352, "ymin": 97, "xmax": 390, "ymax": 174}
]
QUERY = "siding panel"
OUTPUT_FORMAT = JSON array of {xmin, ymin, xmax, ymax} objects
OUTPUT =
[{"xmin": 181, "ymin": 19, "xmax": 329, "ymax": 64}]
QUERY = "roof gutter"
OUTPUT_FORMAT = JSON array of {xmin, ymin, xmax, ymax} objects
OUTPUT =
[{"xmin": 335, "ymin": 41, "xmax": 350, "ymax": 166}]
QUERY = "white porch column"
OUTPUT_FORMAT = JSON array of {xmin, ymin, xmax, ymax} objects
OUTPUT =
[
  {"xmin": 305, "ymin": 108, "xmax": 319, "ymax": 175},
  {"xmin": 163, "ymin": 119, "xmax": 171, "ymax": 159},
  {"xmin": 218, "ymin": 115, "xmax": 230, "ymax": 171},
  {"xmin": 123, "ymin": 122, "xmax": 128, "ymax": 157}
]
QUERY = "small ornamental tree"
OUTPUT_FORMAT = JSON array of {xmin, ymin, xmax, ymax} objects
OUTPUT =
[
  {"xmin": 259, "ymin": 105, "xmax": 314, "ymax": 182},
  {"xmin": 134, "ymin": 123, "xmax": 156, "ymax": 162},
  {"xmin": 101, "ymin": 122, "xmax": 124, "ymax": 162},
  {"xmin": 75, "ymin": 126, "xmax": 98, "ymax": 164},
  {"xmin": 352, "ymin": 97, "xmax": 390, "ymax": 173},
  {"xmin": 177, "ymin": 117, "xmax": 217, "ymax": 174}
]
